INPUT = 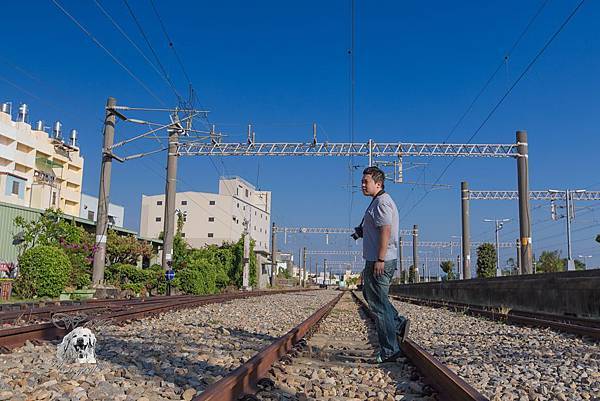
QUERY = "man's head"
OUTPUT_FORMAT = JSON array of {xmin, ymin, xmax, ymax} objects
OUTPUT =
[{"xmin": 361, "ymin": 166, "xmax": 385, "ymax": 196}]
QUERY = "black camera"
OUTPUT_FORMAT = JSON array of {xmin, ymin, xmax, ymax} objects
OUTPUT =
[{"xmin": 351, "ymin": 225, "xmax": 363, "ymax": 240}]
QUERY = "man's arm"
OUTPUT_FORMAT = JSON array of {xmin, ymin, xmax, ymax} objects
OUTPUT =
[{"xmin": 374, "ymin": 224, "xmax": 391, "ymax": 277}]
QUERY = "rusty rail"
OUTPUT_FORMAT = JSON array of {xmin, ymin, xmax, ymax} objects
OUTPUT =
[
  {"xmin": 351, "ymin": 291, "xmax": 488, "ymax": 401},
  {"xmin": 0, "ymin": 289, "xmax": 315, "ymax": 352},
  {"xmin": 194, "ymin": 292, "xmax": 344, "ymax": 401},
  {"xmin": 392, "ymin": 295, "xmax": 600, "ymax": 340}
]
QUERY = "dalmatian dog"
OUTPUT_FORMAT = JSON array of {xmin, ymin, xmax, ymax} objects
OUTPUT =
[{"xmin": 56, "ymin": 327, "xmax": 97, "ymax": 364}]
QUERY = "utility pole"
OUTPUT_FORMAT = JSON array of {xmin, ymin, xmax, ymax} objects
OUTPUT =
[
  {"xmin": 242, "ymin": 219, "xmax": 250, "ymax": 290},
  {"xmin": 549, "ymin": 189, "xmax": 586, "ymax": 271},
  {"xmin": 161, "ymin": 112, "xmax": 182, "ymax": 271},
  {"xmin": 399, "ymin": 236, "xmax": 404, "ymax": 283},
  {"xmin": 483, "ymin": 218, "xmax": 510, "ymax": 277},
  {"xmin": 412, "ymin": 225, "xmax": 419, "ymax": 283},
  {"xmin": 302, "ymin": 247, "xmax": 307, "ymax": 287},
  {"xmin": 461, "ymin": 181, "xmax": 471, "ymax": 280},
  {"xmin": 92, "ymin": 97, "xmax": 117, "ymax": 286},
  {"xmin": 516, "ymin": 130, "xmax": 533, "ymax": 274},
  {"xmin": 323, "ymin": 259, "xmax": 328, "ymax": 287},
  {"xmin": 516, "ymin": 239, "xmax": 522, "ymax": 274},
  {"xmin": 270, "ymin": 221, "xmax": 276, "ymax": 286}
]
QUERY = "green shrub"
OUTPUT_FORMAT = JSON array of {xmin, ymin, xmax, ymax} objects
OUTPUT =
[{"xmin": 15, "ymin": 246, "xmax": 72, "ymax": 298}]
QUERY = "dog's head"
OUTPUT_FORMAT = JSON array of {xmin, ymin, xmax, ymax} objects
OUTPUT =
[{"xmin": 57, "ymin": 327, "xmax": 97, "ymax": 364}]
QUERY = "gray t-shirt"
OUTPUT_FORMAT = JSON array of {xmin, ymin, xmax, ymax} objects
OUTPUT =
[{"xmin": 362, "ymin": 192, "xmax": 399, "ymax": 261}]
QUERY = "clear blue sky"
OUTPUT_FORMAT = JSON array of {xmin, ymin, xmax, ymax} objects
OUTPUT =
[{"xmin": 1, "ymin": 1, "xmax": 599, "ymax": 273}]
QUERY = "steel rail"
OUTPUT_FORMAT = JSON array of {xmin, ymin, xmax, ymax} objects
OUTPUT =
[
  {"xmin": 391, "ymin": 295, "xmax": 600, "ymax": 339},
  {"xmin": 351, "ymin": 291, "xmax": 488, "ymax": 401},
  {"xmin": 194, "ymin": 292, "xmax": 344, "ymax": 401},
  {"xmin": 0, "ymin": 289, "xmax": 313, "ymax": 352}
]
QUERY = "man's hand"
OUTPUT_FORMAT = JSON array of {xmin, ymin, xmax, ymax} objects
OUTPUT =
[{"xmin": 374, "ymin": 261, "xmax": 385, "ymax": 277}]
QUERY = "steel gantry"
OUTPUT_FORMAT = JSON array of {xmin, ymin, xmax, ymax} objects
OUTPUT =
[
  {"xmin": 463, "ymin": 187, "xmax": 600, "ymax": 272},
  {"xmin": 175, "ymin": 129, "xmax": 532, "ymax": 283}
]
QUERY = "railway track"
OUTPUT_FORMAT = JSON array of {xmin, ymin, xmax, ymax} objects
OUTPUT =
[
  {"xmin": 390, "ymin": 295, "xmax": 600, "ymax": 340},
  {"xmin": 0, "ymin": 289, "xmax": 311, "ymax": 352},
  {"xmin": 196, "ymin": 291, "xmax": 487, "ymax": 401}
]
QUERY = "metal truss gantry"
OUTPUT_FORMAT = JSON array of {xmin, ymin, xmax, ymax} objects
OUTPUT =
[
  {"xmin": 468, "ymin": 190, "xmax": 600, "ymax": 201},
  {"xmin": 177, "ymin": 141, "xmax": 520, "ymax": 159}
]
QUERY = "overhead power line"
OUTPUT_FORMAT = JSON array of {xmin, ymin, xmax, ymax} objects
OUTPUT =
[
  {"xmin": 401, "ymin": 0, "xmax": 587, "ymax": 220},
  {"xmin": 50, "ymin": 0, "xmax": 165, "ymax": 105}
]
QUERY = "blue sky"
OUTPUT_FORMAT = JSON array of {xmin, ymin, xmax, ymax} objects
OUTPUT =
[{"xmin": 1, "ymin": 0, "xmax": 599, "ymax": 273}]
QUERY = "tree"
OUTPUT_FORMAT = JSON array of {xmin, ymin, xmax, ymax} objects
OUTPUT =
[
  {"xmin": 106, "ymin": 230, "xmax": 154, "ymax": 265},
  {"xmin": 574, "ymin": 259, "xmax": 586, "ymax": 271},
  {"xmin": 537, "ymin": 250, "xmax": 564, "ymax": 273},
  {"xmin": 408, "ymin": 264, "xmax": 416, "ymax": 283},
  {"xmin": 440, "ymin": 260, "xmax": 455, "ymax": 280},
  {"xmin": 476, "ymin": 243, "xmax": 496, "ymax": 278}
]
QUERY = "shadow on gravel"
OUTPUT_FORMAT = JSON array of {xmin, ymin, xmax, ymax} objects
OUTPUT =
[{"xmin": 92, "ymin": 325, "xmax": 280, "ymax": 395}]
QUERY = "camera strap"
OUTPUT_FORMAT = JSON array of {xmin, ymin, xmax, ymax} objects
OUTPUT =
[{"xmin": 358, "ymin": 189, "xmax": 386, "ymax": 229}]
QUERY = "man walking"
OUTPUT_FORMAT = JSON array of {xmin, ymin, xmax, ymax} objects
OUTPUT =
[{"xmin": 357, "ymin": 166, "xmax": 409, "ymax": 363}]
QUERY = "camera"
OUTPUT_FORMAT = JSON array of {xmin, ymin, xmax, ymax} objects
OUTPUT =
[{"xmin": 351, "ymin": 225, "xmax": 363, "ymax": 240}]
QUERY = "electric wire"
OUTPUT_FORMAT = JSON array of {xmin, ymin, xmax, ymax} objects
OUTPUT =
[
  {"xmin": 50, "ymin": 0, "xmax": 165, "ymax": 106},
  {"xmin": 401, "ymin": 0, "xmax": 587, "ymax": 221},
  {"xmin": 122, "ymin": 0, "xmax": 183, "ymax": 102}
]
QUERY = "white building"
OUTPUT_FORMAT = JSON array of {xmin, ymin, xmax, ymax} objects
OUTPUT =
[
  {"xmin": 139, "ymin": 176, "xmax": 271, "ymax": 252},
  {"xmin": 0, "ymin": 102, "xmax": 84, "ymax": 216},
  {"xmin": 79, "ymin": 193, "xmax": 125, "ymax": 227}
]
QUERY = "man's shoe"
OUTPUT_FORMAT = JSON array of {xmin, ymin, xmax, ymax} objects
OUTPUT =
[
  {"xmin": 398, "ymin": 319, "xmax": 410, "ymax": 343},
  {"xmin": 374, "ymin": 350, "xmax": 404, "ymax": 364}
]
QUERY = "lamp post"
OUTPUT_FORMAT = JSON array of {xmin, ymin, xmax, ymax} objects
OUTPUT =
[
  {"xmin": 549, "ymin": 189, "xmax": 586, "ymax": 271},
  {"xmin": 483, "ymin": 218, "xmax": 511, "ymax": 277},
  {"xmin": 450, "ymin": 235, "xmax": 462, "ymax": 279},
  {"xmin": 577, "ymin": 254, "xmax": 592, "ymax": 270}
]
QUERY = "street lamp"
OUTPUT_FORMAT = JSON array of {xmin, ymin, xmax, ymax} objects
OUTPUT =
[
  {"xmin": 577, "ymin": 254, "xmax": 592, "ymax": 270},
  {"xmin": 450, "ymin": 235, "xmax": 462, "ymax": 279},
  {"xmin": 484, "ymin": 218, "xmax": 511, "ymax": 277}
]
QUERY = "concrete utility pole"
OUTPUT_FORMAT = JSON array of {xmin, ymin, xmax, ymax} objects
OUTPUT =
[
  {"xmin": 412, "ymin": 225, "xmax": 419, "ymax": 283},
  {"xmin": 324, "ymin": 259, "xmax": 328, "ymax": 286},
  {"xmin": 461, "ymin": 181, "xmax": 471, "ymax": 280},
  {"xmin": 302, "ymin": 247, "xmax": 307, "ymax": 287},
  {"xmin": 92, "ymin": 97, "xmax": 117, "ymax": 286},
  {"xmin": 484, "ymin": 218, "xmax": 511, "ymax": 277},
  {"xmin": 549, "ymin": 189, "xmax": 586, "ymax": 271},
  {"xmin": 270, "ymin": 221, "xmax": 276, "ymax": 286},
  {"xmin": 399, "ymin": 236, "xmax": 404, "ymax": 283},
  {"xmin": 516, "ymin": 131, "xmax": 533, "ymax": 274},
  {"xmin": 517, "ymin": 239, "xmax": 523, "ymax": 274},
  {"xmin": 161, "ymin": 113, "xmax": 182, "ymax": 271},
  {"xmin": 242, "ymin": 219, "xmax": 250, "ymax": 290}
]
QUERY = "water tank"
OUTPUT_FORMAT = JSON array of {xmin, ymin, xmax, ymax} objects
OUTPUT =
[
  {"xmin": 35, "ymin": 120, "xmax": 44, "ymax": 131},
  {"xmin": 53, "ymin": 121, "xmax": 62, "ymax": 139},
  {"xmin": 17, "ymin": 104, "xmax": 28, "ymax": 122},
  {"xmin": 1, "ymin": 103, "xmax": 10, "ymax": 115},
  {"xmin": 70, "ymin": 129, "xmax": 78, "ymax": 147}
]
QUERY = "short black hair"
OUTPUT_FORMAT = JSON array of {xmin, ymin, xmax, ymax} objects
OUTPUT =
[{"xmin": 362, "ymin": 166, "xmax": 385, "ymax": 189}]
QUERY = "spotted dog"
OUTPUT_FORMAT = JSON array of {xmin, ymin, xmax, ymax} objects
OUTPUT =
[{"xmin": 57, "ymin": 327, "xmax": 97, "ymax": 364}]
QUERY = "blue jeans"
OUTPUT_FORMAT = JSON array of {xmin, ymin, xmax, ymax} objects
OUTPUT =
[{"xmin": 362, "ymin": 260, "xmax": 406, "ymax": 359}]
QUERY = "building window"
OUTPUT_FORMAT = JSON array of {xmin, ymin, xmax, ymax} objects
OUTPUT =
[
  {"xmin": 87, "ymin": 211, "xmax": 95, "ymax": 220},
  {"xmin": 245, "ymin": 189, "xmax": 249, "ymax": 197},
  {"xmin": 208, "ymin": 233, "xmax": 214, "ymax": 238},
  {"xmin": 208, "ymin": 217, "xmax": 215, "ymax": 222},
  {"xmin": 183, "ymin": 215, "xmax": 187, "ymax": 222},
  {"xmin": 181, "ymin": 232, "xmax": 185, "ymax": 238},
  {"xmin": 181, "ymin": 200, "xmax": 187, "ymax": 205},
  {"xmin": 243, "ymin": 206, "xmax": 246, "ymax": 211},
  {"xmin": 157, "ymin": 200, "xmax": 163, "ymax": 206},
  {"xmin": 255, "ymin": 211, "xmax": 257, "ymax": 216},
  {"xmin": 209, "ymin": 200, "xmax": 215, "ymax": 205},
  {"xmin": 52, "ymin": 192, "xmax": 57, "ymax": 206},
  {"xmin": 11, "ymin": 181, "xmax": 19, "ymax": 195},
  {"xmin": 156, "ymin": 217, "xmax": 161, "ymax": 222},
  {"xmin": 232, "ymin": 216, "xmax": 236, "ymax": 221},
  {"xmin": 237, "ymin": 203, "xmax": 239, "ymax": 208}
]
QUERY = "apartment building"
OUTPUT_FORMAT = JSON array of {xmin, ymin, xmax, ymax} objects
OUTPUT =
[
  {"xmin": 0, "ymin": 103, "xmax": 84, "ymax": 216},
  {"xmin": 80, "ymin": 193, "xmax": 125, "ymax": 227},
  {"xmin": 140, "ymin": 176, "xmax": 271, "ymax": 252}
]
